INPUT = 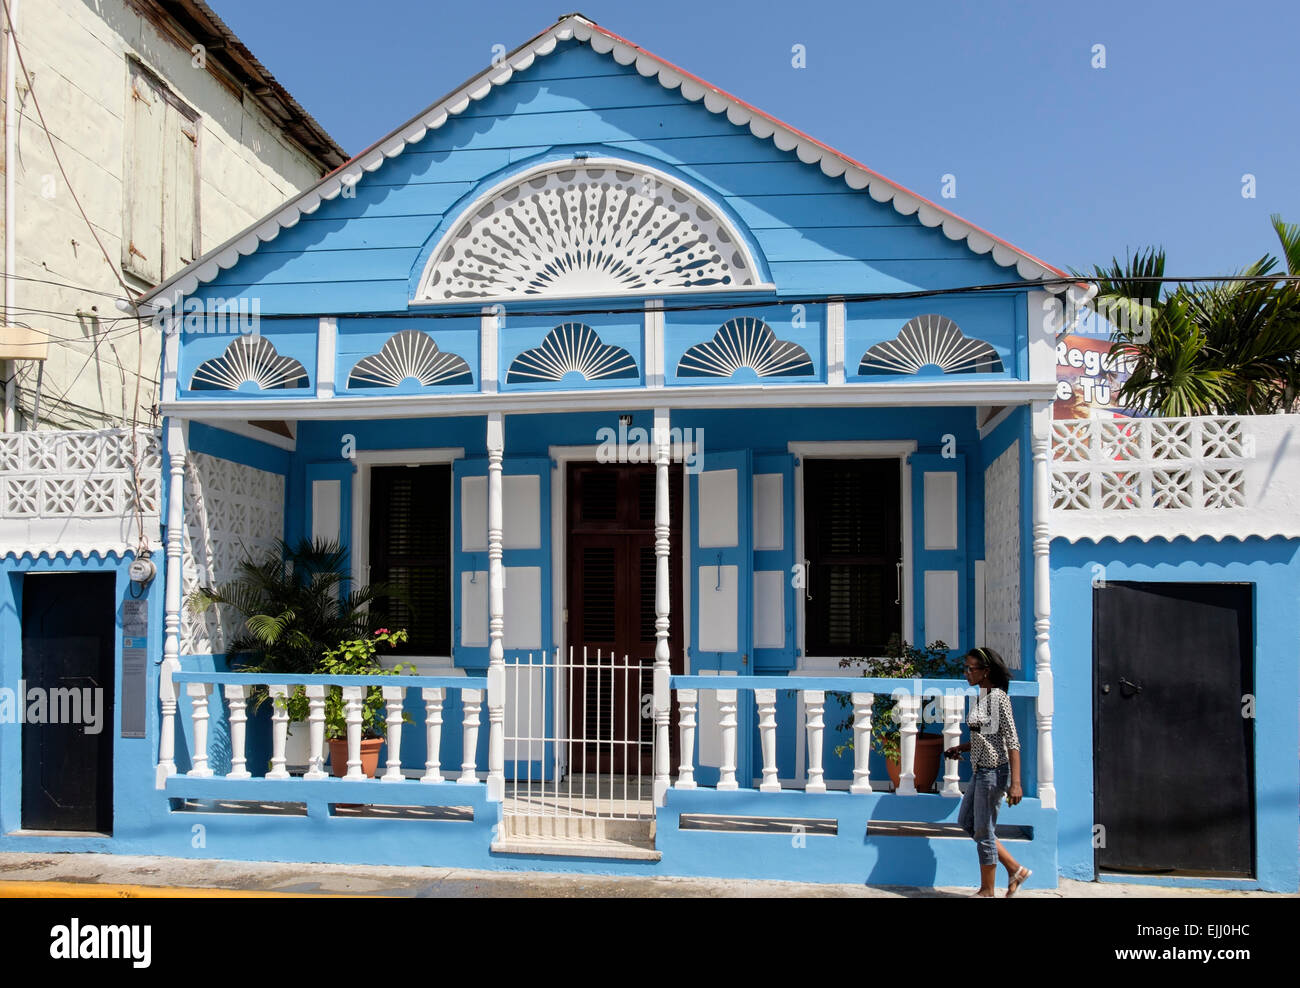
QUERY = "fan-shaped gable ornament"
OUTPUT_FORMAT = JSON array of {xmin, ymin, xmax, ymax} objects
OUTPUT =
[
  {"xmin": 416, "ymin": 161, "xmax": 762, "ymax": 303},
  {"xmin": 506, "ymin": 323, "xmax": 638, "ymax": 384},
  {"xmin": 190, "ymin": 335, "xmax": 309, "ymax": 391},
  {"xmin": 347, "ymin": 330, "xmax": 473, "ymax": 388},
  {"xmin": 677, "ymin": 317, "xmax": 813, "ymax": 379},
  {"xmin": 858, "ymin": 314, "xmax": 1003, "ymax": 376}
]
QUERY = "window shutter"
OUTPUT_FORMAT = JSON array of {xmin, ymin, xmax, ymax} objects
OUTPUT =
[
  {"xmin": 163, "ymin": 112, "xmax": 198, "ymax": 275},
  {"xmin": 123, "ymin": 66, "xmax": 165, "ymax": 283}
]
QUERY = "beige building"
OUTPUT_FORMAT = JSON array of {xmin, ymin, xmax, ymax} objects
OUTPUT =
[{"xmin": 0, "ymin": 0, "xmax": 345, "ymax": 430}]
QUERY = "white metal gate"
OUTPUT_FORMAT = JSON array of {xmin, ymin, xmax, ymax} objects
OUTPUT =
[{"xmin": 503, "ymin": 648, "xmax": 655, "ymax": 837}]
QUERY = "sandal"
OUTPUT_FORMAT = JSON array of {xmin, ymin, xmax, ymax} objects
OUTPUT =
[{"xmin": 1005, "ymin": 866, "xmax": 1031, "ymax": 897}]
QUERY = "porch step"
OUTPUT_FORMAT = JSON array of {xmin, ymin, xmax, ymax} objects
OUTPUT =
[{"xmin": 492, "ymin": 814, "xmax": 661, "ymax": 861}]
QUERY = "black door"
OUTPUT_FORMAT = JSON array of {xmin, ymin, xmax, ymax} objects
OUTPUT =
[
  {"xmin": 1093, "ymin": 581, "xmax": 1254, "ymax": 876},
  {"xmin": 21, "ymin": 573, "xmax": 115, "ymax": 833}
]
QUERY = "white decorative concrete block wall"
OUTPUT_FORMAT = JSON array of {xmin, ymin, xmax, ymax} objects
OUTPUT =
[
  {"xmin": 984, "ymin": 440, "xmax": 1021, "ymax": 669},
  {"xmin": 181, "ymin": 452, "xmax": 285, "ymax": 655},
  {"xmin": 0, "ymin": 428, "xmax": 161, "ymax": 556}
]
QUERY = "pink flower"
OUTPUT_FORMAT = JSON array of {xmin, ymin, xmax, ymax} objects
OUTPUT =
[{"xmin": 375, "ymin": 628, "xmax": 389, "ymax": 635}]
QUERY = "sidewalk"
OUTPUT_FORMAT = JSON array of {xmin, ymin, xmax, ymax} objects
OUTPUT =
[{"xmin": 0, "ymin": 853, "xmax": 1285, "ymax": 898}]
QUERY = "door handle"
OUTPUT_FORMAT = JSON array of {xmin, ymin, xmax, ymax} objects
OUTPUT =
[
  {"xmin": 1118, "ymin": 677, "xmax": 1143, "ymax": 696},
  {"xmin": 803, "ymin": 558, "xmax": 812, "ymax": 601},
  {"xmin": 895, "ymin": 561, "xmax": 902, "ymax": 605}
]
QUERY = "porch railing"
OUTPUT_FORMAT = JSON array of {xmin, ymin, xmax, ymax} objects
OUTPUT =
[
  {"xmin": 671, "ymin": 676, "xmax": 1040, "ymax": 796},
  {"xmin": 165, "ymin": 671, "xmax": 488, "ymax": 785}
]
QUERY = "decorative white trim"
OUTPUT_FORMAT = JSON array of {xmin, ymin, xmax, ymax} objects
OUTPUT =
[
  {"xmin": 414, "ymin": 159, "xmax": 764, "ymax": 304},
  {"xmin": 789, "ymin": 440, "xmax": 917, "ymax": 667},
  {"xmin": 826, "ymin": 301, "xmax": 845, "ymax": 386},
  {"xmin": 1030, "ymin": 401, "xmax": 1055, "ymax": 810},
  {"xmin": 316, "ymin": 317, "xmax": 337, "ymax": 398},
  {"xmin": 189, "ymin": 336, "xmax": 308, "ymax": 392},
  {"xmin": 480, "ymin": 307, "xmax": 499, "ymax": 394},
  {"xmin": 165, "ymin": 380, "xmax": 1059, "ymax": 422},
  {"xmin": 505, "ymin": 322, "xmax": 637, "ymax": 383},
  {"xmin": 858, "ymin": 314, "xmax": 1001, "ymax": 376},
  {"xmin": 140, "ymin": 16, "xmax": 1065, "ymax": 312},
  {"xmin": 347, "ymin": 329, "xmax": 472, "ymax": 388},
  {"xmin": 677, "ymin": 317, "xmax": 813, "ymax": 379},
  {"xmin": 645, "ymin": 300, "xmax": 665, "ymax": 389}
]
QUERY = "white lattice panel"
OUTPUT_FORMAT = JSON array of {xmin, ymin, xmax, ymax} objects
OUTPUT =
[
  {"xmin": 1049, "ymin": 415, "xmax": 1300, "ymax": 542},
  {"xmin": 0, "ymin": 428, "xmax": 161, "ymax": 556},
  {"xmin": 984, "ymin": 440, "xmax": 1021, "ymax": 669},
  {"xmin": 181, "ymin": 452, "xmax": 285, "ymax": 656}
]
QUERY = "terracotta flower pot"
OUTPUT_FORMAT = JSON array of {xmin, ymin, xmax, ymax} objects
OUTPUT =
[
  {"xmin": 328, "ymin": 736, "xmax": 384, "ymax": 778},
  {"xmin": 885, "ymin": 733, "xmax": 944, "ymax": 792}
]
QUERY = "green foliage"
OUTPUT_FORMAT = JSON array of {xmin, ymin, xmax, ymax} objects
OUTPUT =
[
  {"xmin": 186, "ymin": 538, "xmax": 399, "ymax": 721},
  {"xmin": 833, "ymin": 634, "xmax": 960, "ymax": 763},
  {"xmin": 319, "ymin": 628, "xmax": 416, "ymax": 741},
  {"xmin": 1081, "ymin": 216, "xmax": 1300, "ymax": 416}
]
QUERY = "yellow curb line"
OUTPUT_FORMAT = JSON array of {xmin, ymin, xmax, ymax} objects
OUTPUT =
[{"xmin": 0, "ymin": 880, "xmax": 376, "ymax": 898}]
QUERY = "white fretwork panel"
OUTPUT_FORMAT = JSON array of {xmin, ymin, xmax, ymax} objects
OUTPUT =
[
  {"xmin": 181, "ymin": 452, "xmax": 285, "ymax": 656},
  {"xmin": 0, "ymin": 428, "xmax": 161, "ymax": 556},
  {"xmin": 417, "ymin": 163, "xmax": 758, "ymax": 302},
  {"xmin": 1049, "ymin": 415, "xmax": 1300, "ymax": 542},
  {"xmin": 983, "ymin": 440, "xmax": 1021, "ymax": 669}
]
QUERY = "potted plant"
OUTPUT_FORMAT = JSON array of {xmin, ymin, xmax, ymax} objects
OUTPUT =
[
  {"xmin": 836, "ymin": 634, "xmax": 961, "ymax": 793},
  {"xmin": 186, "ymin": 538, "xmax": 398, "ymax": 769},
  {"xmin": 320, "ymin": 628, "xmax": 416, "ymax": 778}
]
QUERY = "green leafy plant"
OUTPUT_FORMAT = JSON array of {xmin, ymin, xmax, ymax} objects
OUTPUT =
[
  {"xmin": 833, "ymin": 634, "xmax": 959, "ymax": 763},
  {"xmin": 319, "ymin": 628, "xmax": 416, "ymax": 741},
  {"xmin": 186, "ymin": 538, "xmax": 399, "ymax": 722}
]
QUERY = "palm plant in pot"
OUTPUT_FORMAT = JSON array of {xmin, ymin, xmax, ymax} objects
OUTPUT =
[
  {"xmin": 186, "ymin": 538, "xmax": 398, "ymax": 767},
  {"xmin": 320, "ymin": 628, "xmax": 416, "ymax": 778},
  {"xmin": 836, "ymin": 634, "xmax": 960, "ymax": 793}
]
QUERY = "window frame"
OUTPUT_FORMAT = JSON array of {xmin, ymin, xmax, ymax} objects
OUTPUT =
[
  {"xmin": 789, "ymin": 441, "xmax": 915, "ymax": 669},
  {"xmin": 351, "ymin": 447, "xmax": 463, "ymax": 672}
]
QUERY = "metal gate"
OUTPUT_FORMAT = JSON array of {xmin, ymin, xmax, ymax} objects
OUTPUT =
[{"xmin": 503, "ymin": 648, "xmax": 655, "ymax": 839}]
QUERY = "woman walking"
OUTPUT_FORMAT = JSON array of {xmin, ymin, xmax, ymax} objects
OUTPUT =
[{"xmin": 944, "ymin": 646, "xmax": 1031, "ymax": 897}]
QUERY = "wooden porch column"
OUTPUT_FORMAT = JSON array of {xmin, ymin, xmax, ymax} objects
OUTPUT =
[
  {"xmin": 652, "ymin": 408, "xmax": 672, "ymax": 806},
  {"xmin": 485, "ymin": 412, "xmax": 506, "ymax": 801},
  {"xmin": 1031, "ymin": 400, "xmax": 1056, "ymax": 809},
  {"xmin": 157, "ymin": 418, "xmax": 186, "ymax": 788}
]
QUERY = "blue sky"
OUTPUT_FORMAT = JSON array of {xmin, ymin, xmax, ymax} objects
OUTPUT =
[{"xmin": 213, "ymin": 0, "xmax": 1299, "ymax": 279}]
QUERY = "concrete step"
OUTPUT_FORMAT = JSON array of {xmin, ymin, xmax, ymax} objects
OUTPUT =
[{"xmin": 493, "ymin": 814, "xmax": 660, "ymax": 861}]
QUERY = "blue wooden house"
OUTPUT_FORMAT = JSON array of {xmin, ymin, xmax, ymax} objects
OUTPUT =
[{"xmin": 3, "ymin": 14, "xmax": 1296, "ymax": 892}]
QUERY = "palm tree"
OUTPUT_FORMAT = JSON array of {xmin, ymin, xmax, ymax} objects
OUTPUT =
[
  {"xmin": 188, "ymin": 537, "xmax": 396, "ymax": 679},
  {"xmin": 1082, "ymin": 217, "xmax": 1300, "ymax": 416}
]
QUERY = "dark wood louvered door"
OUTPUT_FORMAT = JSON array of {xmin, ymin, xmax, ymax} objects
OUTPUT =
[
  {"xmin": 803, "ymin": 458, "xmax": 902, "ymax": 657},
  {"xmin": 567, "ymin": 463, "xmax": 682, "ymax": 773}
]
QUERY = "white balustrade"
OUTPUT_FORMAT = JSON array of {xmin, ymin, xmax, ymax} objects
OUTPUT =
[
  {"xmin": 267, "ymin": 684, "xmax": 291, "ymax": 780},
  {"xmin": 185, "ymin": 683, "xmax": 214, "ymax": 777},
  {"xmin": 675, "ymin": 689, "xmax": 698, "ymax": 789},
  {"xmin": 421, "ymin": 687, "xmax": 445, "ymax": 783},
  {"xmin": 850, "ymin": 692, "xmax": 874, "ymax": 795},
  {"xmin": 895, "ymin": 692, "xmax": 921, "ymax": 795},
  {"xmin": 804, "ymin": 690, "xmax": 826, "ymax": 794},
  {"xmin": 224, "ymin": 684, "xmax": 252, "ymax": 779},
  {"xmin": 304, "ymin": 684, "xmax": 328, "ymax": 780},
  {"xmin": 381, "ymin": 685, "xmax": 405, "ymax": 782},
  {"xmin": 754, "ymin": 688, "xmax": 780, "ymax": 792},
  {"xmin": 941, "ymin": 693, "xmax": 964, "ymax": 797},
  {"xmin": 342, "ymin": 685, "xmax": 365, "ymax": 780},
  {"xmin": 460, "ymin": 688, "xmax": 483, "ymax": 784},
  {"xmin": 716, "ymin": 689, "xmax": 739, "ymax": 791}
]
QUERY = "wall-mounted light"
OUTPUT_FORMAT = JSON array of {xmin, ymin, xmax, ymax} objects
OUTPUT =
[{"xmin": 619, "ymin": 414, "xmax": 634, "ymax": 427}]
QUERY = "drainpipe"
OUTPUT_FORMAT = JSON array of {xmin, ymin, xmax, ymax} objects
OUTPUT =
[{"xmin": 2, "ymin": 0, "xmax": 18, "ymax": 431}]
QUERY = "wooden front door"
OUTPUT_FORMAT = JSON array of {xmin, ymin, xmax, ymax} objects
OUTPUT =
[
  {"xmin": 1093, "ymin": 581, "xmax": 1255, "ymax": 877},
  {"xmin": 567, "ymin": 462, "xmax": 682, "ymax": 773}
]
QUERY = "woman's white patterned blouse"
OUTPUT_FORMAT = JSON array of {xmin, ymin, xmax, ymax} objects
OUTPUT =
[{"xmin": 967, "ymin": 687, "xmax": 1019, "ymax": 768}]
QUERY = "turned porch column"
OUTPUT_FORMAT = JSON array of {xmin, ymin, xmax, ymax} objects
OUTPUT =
[
  {"xmin": 652, "ymin": 408, "xmax": 672, "ymax": 806},
  {"xmin": 485, "ymin": 412, "xmax": 506, "ymax": 801},
  {"xmin": 157, "ymin": 418, "xmax": 186, "ymax": 788},
  {"xmin": 1031, "ymin": 400, "xmax": 1056, "ymax": 808}
]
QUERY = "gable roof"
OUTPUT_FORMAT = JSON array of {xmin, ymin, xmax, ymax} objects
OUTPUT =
[{"xmin": 140, "ymin": 12, "xmax": 1068, "ymax": 311}]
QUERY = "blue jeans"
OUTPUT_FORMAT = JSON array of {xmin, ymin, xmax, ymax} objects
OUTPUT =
[{"xmin": 958, "ymin": 763, "xmax": 1009, "ymax": 866}]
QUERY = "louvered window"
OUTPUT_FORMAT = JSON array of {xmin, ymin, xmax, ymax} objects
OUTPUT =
[
  {"xmin": 803, "ymin": 459, "xmax": 901, "ymax": 657},
  {"xmin": 368, "ymin": 465, "xmax": 451, "ymax": 656}
]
